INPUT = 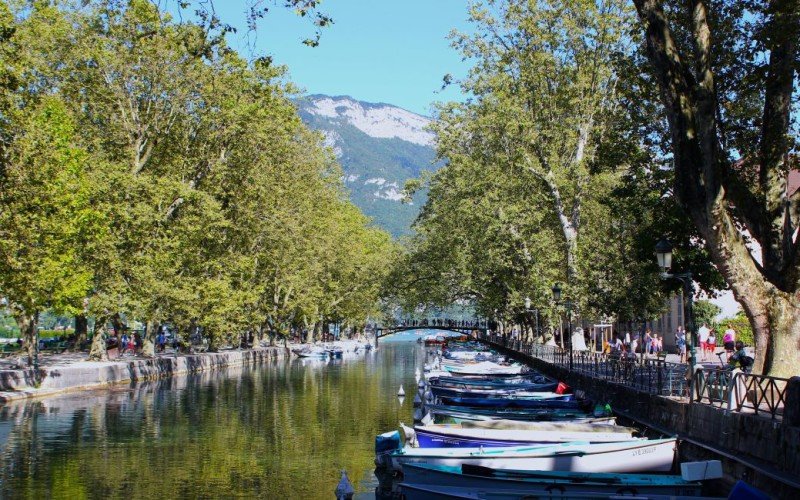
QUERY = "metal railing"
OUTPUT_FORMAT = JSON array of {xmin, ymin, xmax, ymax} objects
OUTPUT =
[
  {"xmin": 480, "ymin": 332, "xmax": 791, "ymax": 421},
  {"xmin": 694, "ymin": 367, "xmax": 788, "ymax": 419},
  {"xmin": 480, "ymin": 333, "xmax": 688, "ymax": 397}
]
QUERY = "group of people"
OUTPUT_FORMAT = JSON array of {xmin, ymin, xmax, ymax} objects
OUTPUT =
[
  {"xmin": 695, "ymin": 323, "xmax": 737, "ymax": 362},
  {"xmin": 606, "ymin": 329, "xmax": 663, "ymax": 357}
]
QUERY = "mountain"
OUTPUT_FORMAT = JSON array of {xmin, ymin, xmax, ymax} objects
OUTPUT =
[{"xmin": 295, "ymin": 94, "xmax": 439, "ymax": 237}]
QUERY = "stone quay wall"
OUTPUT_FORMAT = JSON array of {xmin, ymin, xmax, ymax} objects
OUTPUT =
[
  {"xmin": 0, "ymin": 348, "xmax": 289, "ymax": 402},
  {"xmin": 484, "ymin": 340, "xmax": 800, "ymax": 498}
]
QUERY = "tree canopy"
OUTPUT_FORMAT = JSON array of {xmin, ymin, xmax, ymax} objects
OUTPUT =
[{"xmin": 0, "ymin": 0, "xmax": 393, "ymax": 363}]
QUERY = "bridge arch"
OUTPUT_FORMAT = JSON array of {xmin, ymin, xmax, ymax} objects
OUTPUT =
[{"xmin": 373, "ymin": 325, "xmax": 488, "ymax": 344}]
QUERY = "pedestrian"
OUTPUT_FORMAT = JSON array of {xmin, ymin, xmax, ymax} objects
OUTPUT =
[
  {"xmin": 644, "ymin": 329, "xmax": 653, "ymax": 357},
  {"xmin": 707, "ymin": 330, "xmax": 716, "ymax": 359},
  {"xmin": 723, "ymin": 325, "xmax": 736, "ymax": 354},
  {"xmin": 121, "ymin": 333, "xmax": 129, "ymax": 355},
  {"xmin": 727, "ymin": 341, "xmax": 753, "ymax": 373},
  {"xmin": 698, "ymin": 323, "xmax": 710, "ymax": 361},
  {"xmin": 610, "ymin": 335, "xmax": 624, "ymax": 355},
  {"xmin": 676, "ymin": 329, "xmax": 687, "ymax": 363}
]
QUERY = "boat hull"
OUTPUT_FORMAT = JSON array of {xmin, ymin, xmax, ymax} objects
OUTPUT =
[
  {"xmin": 439, "ymin": 396, "xmax": 582, "ymax": 410},
  {"xmin": 413, "ymin": 426, "xmax": 636, "ymax": 449},
  {"xmin": 401, "ymin": 464, "xmax": 702, "ymax": 497},
  {"xmin": 425, "ymin": 404, "xmax": 592, "ymax": 422},
  {"xmin": 387, "ymin": 439, "xmax": 677, "ymax": 474}
]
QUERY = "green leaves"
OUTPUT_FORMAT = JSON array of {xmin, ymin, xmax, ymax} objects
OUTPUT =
[{"xmin": 0, "ymin": 0, "xmax": 391, "ymax": 355}]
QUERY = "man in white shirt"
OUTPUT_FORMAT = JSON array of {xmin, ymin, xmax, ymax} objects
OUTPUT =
[{"xmin": 698, "ymin": 323, "xmax": 710, "ymax": 361}]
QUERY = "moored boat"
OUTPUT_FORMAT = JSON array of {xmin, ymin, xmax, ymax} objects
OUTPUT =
[
  {"xmin": 430, "ymin": 382, "xmax": 562, "ymax": 397},
  {"xmin": 439, "ymin": 395, "xmax": 585, "ymax": 410},
  {"xmin": 406, "ymin": 424, "xmax": 638, "ymax": 448},
  {"xmin": 383, "ymin": 438, "xmax": 677, "ymax": 474},
  {"xmin": 400, "ymin": 463, "xmax": 704, "ymax": 497},
  {"xmin": 424, "ymin": 403, "xmax": 595, "ymax": 422}
]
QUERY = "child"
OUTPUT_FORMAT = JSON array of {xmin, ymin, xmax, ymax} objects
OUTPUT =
[{"xmin": 706, "ymin": 331, "xmax": 716, "ymax": 360}]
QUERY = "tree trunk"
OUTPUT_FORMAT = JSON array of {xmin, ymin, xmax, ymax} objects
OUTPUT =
[
  {"xmin": 88, "ymin": 316, "xmax": 108, "ymax": 361},
  {"xmin": 16, "ymin": 313, "xmax": 38, "ymax": 367},
  {"xmin": 74, "ymin": 314, "xmax": 88, "ymax": 348},
  {"xmin": 141, "ymin": 321, "xmax": 158, "ymax": 357},
  {"xmin": 111, "ymin": 313, "xmax": 124, "ymax": 344},
  {"xmin": 743, "ymin": 291, "xmax": 800, "ymax": 376},
  {"xmin": 312, "ymin": 321, "xmax": 322, "ymax": 343}
]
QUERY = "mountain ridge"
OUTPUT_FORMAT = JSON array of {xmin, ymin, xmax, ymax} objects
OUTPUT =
[{"xmin": 295, "ymin": 94, "xmax": 440, "ymax": 237}]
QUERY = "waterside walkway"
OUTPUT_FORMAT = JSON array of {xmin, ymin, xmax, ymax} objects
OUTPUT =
[
  {"xmin": 478, "ymin": 333, "xmax": 800, "ymax": 498},
  {"xmin": 0, "ymin": 347, "xmax": 290, "ymax": 402}
]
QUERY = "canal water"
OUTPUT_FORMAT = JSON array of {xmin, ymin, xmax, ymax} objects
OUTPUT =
[{"xmin": 0, "ymin": 333, "xmax": 433, "ymax": 499}]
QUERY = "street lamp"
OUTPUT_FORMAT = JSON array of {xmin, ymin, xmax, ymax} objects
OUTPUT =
[
  {"xmin": 552, "ymin": 284, "xmax": 573, "ymax": 371},
  {"xmin": 655, "ymin": 238, "xmax": 697, "ymax": 373},
  {"xmin": 524, "ymin": 297, "xmax": 540, "ymax": 342}
]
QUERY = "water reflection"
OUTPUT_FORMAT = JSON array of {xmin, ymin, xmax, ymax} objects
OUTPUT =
[{"xmin": 0, "ymin": 337, "xmax": 429, "ymax": 499}]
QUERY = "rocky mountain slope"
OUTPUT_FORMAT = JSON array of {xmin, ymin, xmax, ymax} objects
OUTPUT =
[{"xmin": 295, "ymin": 95, "xmax": 439, "ymax": 237}]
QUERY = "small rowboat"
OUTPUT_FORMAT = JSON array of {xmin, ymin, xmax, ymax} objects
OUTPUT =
[
  {"xmin": 458, "ymin": 419, "xmax": 624, "ymax": 431},
  {"xmin": 383, "ymin": 438, "xmax": 677, "ymax": 474},
  {"xmin": 439, "ymin": 396, "xmax": 585, "ymax": 410},
  {"xmin": 425, "ymin": 404, "xmax": 593, "ymax": 422},
  {"xmin": 431, "ymin": 382, "xmax": 561, "ymax": 397},
  {"xmin": 442, "ymin": 361, "xmax": 527, "ymax": 376},
  {"xmin": 400, "ymin": 463, "xmax": 703, "ymax": 498},
  {"xmin": 429, "ymin": 375, "xmax": 553, "ymax": 386},
  {"xmin": 406, "ymin": 424, "xmax": 637, "ymax": 448}
]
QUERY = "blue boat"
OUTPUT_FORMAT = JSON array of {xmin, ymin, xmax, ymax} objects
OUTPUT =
[
  {"xmin": 439, "ymin": 396, "xmax": 585, "ymax": 410},
  {"xmin": 428, "ymin": 385, "xmax": 568, "ymax": 399}
]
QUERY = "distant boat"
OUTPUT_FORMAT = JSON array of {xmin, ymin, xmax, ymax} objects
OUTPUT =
[
  {"xmin": 292, "ymin": 346, "xmax": 327, "ymax": 358},
  {"xmin": 399, "ymin": 463, "xmax": 702, "ymax": 499},
  {"xmin": 381, "ymin": 438, "xmax": 677, "ymax": 474}
]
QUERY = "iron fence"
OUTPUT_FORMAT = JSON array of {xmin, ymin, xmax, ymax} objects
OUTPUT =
[
  {"xmin": 480, "ymin": 332, "xmax": 790, "ymax": 420},
  {"xmin": 694, "ymin": 367, "xmax": 787, "ymax": 419},
  {"xmin": 479, "ymin": 332, "xmax": 688, "ymax": 397}
]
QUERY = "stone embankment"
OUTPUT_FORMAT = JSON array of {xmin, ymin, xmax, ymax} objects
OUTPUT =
[{"xmin": 0, "ymin": 348, "xmax": 289, "ymax": 402}]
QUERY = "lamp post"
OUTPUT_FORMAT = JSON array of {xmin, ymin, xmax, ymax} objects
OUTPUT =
[
  {"xmin": 552, "ymin": 284, "xmax": 574, "ymax": 371},
  {"xmin": 524, "ymin": 297, "xmax": 539, "ymax": 343},
  {"xmin": 655, "ymin": 238, "xmax": 697, "ymax": 372}
]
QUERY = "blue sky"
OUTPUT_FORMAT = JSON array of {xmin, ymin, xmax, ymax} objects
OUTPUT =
[{"xmin": 215, "ymin": 1, "xmax": 472, "ymax": 116}]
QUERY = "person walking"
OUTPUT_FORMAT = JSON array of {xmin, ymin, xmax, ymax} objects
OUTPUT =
[
  {"xmin": 723, "ymin": 326, "xmax": 736, "ymax": 355},
  {"xmin": 676, "ymin": 329, "xmax": 687, "ymax": 364},
  {"xmin": 698, "ymin": 323, "xmax": 710, "ymax": 361},
  {"xmin": 644, "ymin": 329, "xmax": 653, "ymax": 357},
  {"xmin": 707, "ymin": 330, "xmax": 717, "ymax": 360}
]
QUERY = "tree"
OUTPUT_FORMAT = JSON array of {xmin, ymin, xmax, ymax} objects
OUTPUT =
[
  {"xmin": 0, "ymin": 98, "xmax": 100, "ymax": 366},
  {"xmin": 631, "ymin": 0, "xmax": 800, "ymax": 375},
  {"xmin": 693, "ymin": 299, "xmax": 722, "ymax": 328},
  {"xmin": 450, "ymin": 0, "xmax": 632, "ymax": 289}
]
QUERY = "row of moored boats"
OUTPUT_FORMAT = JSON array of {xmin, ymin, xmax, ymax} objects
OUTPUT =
[{"xmin": 374, "ymin": 340, "xmax": 727, "ymax": 499}]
